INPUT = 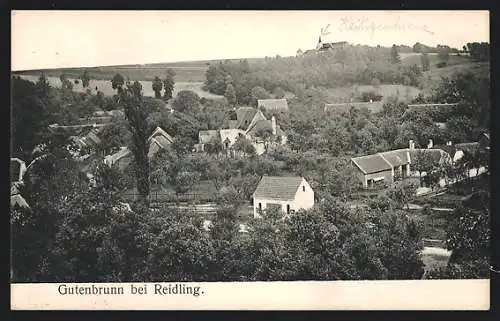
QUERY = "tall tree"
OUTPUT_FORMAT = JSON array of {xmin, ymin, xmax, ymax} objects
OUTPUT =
[
  {"xmin": 111, "ymin": 73, "xmax": 125, "ymax": 91},
  {"xmin": 224, "ymin": 83, "xmax": 237, "ymax": 106},
  {"xmin": 81, "ymin": 70, "xmax": 90, "ymax": 88},
  {"xmin": 118, "ymin": 80, "xmax": 151, "ymax": 205},
  {"xmin": 152, "ymin": 76, "xmax": 163, "ymax": 99},
  {"xmin": 438, "ymin": 45, "xmax": 450, "ymax": 63},
  {"xmin": 390, "ymin": 44, "xmax": 401, "ymax": 64},
  {"xmin": 420, "ymin": 52, "xmax": 430, "ymax": 71},
  {"xmin": 163, "ymin": 69, "xmax": 176, "ymax": 101}
]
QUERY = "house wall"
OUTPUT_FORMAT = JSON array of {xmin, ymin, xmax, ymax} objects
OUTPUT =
[
  {"xmin": 293, "ymin": 179, "xmax": 315, "ymax": 211},
  {"xmin": 253, "ymin": 179, "xmax": 314, "ymax": 218},
  {"xmin": 361, "ymin": 170, "xmax": 393, "ymax": 188},
  {"xmin": 220, "ymin": 129, "xmax": 246, "ymax": 147}
]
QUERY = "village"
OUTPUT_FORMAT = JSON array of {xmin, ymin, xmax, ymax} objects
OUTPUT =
[{"xmin": 11, "ymin": 18, "xmax": 491, "ymax": 283}]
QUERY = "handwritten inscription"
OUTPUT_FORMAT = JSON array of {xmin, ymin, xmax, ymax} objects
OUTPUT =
[{"xmin": 333, "ymin": 17, "xmax": 434, "ymax": 36}]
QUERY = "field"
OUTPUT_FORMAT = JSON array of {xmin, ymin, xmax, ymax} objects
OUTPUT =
[
  {"xmin": 401, "ymin": 52, "xmax": 470, "ymax": 68},
  {"xmin": 418, "ymin": 62, "xmax": 490, "ymax": 92},
  {"xmin": 12, "ymin": 57, "xmax": 268, "ymax": 82},
  {"xmin": 17, "ymin": 75, "xmax": 223, "ymax": 99}
]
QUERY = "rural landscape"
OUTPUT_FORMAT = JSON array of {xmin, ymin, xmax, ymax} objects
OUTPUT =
[{"xmin": 11, "ymin": 25, "xmax": 490, "ymax": 283}]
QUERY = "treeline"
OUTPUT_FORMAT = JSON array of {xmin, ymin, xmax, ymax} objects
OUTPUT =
[{"xmin": 203, "ymin": 46, "xmax": 424, "ymax": 103}]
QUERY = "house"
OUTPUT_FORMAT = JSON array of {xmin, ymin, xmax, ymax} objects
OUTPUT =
[
  {"xmin": 324, "ymin": 101, "xmax": 384, "ymax": 114},
  {"xmin": 11, "ymin": 158, "xmax": 29, "ymax": 210},
  {"xmin": 252, "ymin": 176, "xmax": 314, "ymax": 218},
  {"xmin": 104, "ymin": 126, "xmax": 174, "ymax": 169},
  {"xmin": 257, "ymin": 99, "xmax": 289, "ymax": 112},
  {"xmin": 196, "ymin": 107, "xmax": 287, "ymax": 155},
  {"xmin": 148, "ymin": 126, "xmax": 174, "ymax": 158},
  {"xmin": 351, "ymin": 140, "xmax": 452, "ymax": 188}
]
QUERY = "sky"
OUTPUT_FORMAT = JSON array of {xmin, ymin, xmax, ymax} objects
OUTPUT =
[{"xmin": 11, "ymin": 10, "xmax": 490, "ymax": 71}]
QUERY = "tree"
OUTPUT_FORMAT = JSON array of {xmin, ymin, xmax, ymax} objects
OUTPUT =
[
  {"xmin": 163, "ymin": 69, "xmax": 176, "ymax": 101},
  {"xmin": 118, "ymin": 80, "xmax": 151, "ymax": 205},
  {"xmin": 411, "ymin": 149, "xmax": 437, "ymax": 187},
  {"xmin": 224, "ymin": 83, "xmax": 237, "ymax": 106},
  {"xmin": 81, "ymin": 70, "xmax": 90, "ymax": 88},
  {"xmin": 172, "ymin": 90, "xmax": 200, "ymax": 114},
  {"xmin": 438, "ymin": 46, "xmax": 450, "ymax": 63},
  {"xmin": 390, "ymin": 45, "xmax": 401, "ymax": 64},
  {"xmin": 152, "ymin": 76, "xmax": 163, "ymax": 99},
  {"xmin": 111, "ymin": 73, "xmax": 125, "ymax": 91},
  {"xmin": 274, "ymin": 86, "xmax": 286, "ymax": 99},
  {"xmin": 421, "ymin": 52, "xmax": 430, "ymax": 72},
  {"xmin": 233, "ymin": 134, "xmax": 256, "ymax": 156}
]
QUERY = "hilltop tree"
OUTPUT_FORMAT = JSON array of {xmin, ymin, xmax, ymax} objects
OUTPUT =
[
  {"xmin": 152, "ymin": 76, "xmax": 163, "ymax": 99},
  {"xmin": 421, "ymin": 52, "xmax": 430, "ymax": 72},
  {"xmin": 390, "ymin": 45, "xmax": 401, "ymax": 64},
  {"xmin": 111, "ymin": 73, "xmax": 125, "ymax": 91},
  {"xmin": 81, "ymin": 70, "xmax": 90, "ymax": 88},
  {"xmin": 163, "ymin": 69, "xmax": 176, "ymax": 101}
]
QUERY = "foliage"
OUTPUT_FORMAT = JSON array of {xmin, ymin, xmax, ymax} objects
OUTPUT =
[
  {"xmin": 163, "ymin": 69, "xmax": 176, "ymax": 101},
  {"xmin": 116, "ymin": 80, "xmax": 151, "ymax": 204},
  {"xmin": 81, "ymin": 70, "xmax": 90, "ymax": 88},
  {"xmin": 390, "ymin": 45, "xmax": 401, "ymax": 64},
  {"xmin": 421, "ymin": 52, "xmax": 430, "ymax": 72},
  {"xmin": 152, "ymin": 76, "xmax": 163, "ymax": 99},
  {"xmin": 111, "ymin": 73, "xmax": 125, "ymax": 90},
  {"xmin": 172, "ymin": 90, "xmax": 201, "ymax": 114}
]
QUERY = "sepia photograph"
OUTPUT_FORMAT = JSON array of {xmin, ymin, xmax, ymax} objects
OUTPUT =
[{"xmin": 10, "ymin": 10, "xmax": 490, "ymax": 309}]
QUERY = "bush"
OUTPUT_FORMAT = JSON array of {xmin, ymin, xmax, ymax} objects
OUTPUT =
[
  {"xmin": 360, "ymin": 91, "xmax": 383, "ymax": 102},
  {"xmin": 436, "ymin": 62, "xmax": 447, "ymax": 68},
  {"xmin": 371, "ymin": 78, "xmax": 381, "ymax": 87}
]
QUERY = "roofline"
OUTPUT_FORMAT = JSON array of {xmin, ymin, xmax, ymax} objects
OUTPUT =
[{"xmin": 350, "ymin": 158, "xmax": 367, "ymax": 174}]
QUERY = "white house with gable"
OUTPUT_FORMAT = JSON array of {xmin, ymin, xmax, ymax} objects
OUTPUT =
[{"xmin": 252, "ymin": 176, "xmax": 314, "ymax": 218}]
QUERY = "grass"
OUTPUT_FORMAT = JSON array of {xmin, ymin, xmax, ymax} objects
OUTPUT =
[
  {"xmin": 401, "ymin": 53, "xmax": 471, "ymax": 68},
  {"xmin": 422, "ymin": 251, "xmax": 451, "ymax": 272}
]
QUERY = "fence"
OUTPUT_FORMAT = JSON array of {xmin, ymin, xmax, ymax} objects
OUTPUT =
[{"xmin": 121, "ymin": 191, "xmax": 217, "ymax": 204}]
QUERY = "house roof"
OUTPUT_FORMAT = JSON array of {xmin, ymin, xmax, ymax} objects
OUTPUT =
[
  {"xmin": 455, "ymin": 142, "xmax": 480, "ymax": 155},
  {"xmin": 85, "ymin": 131, "xmax": 102, "ymax": 146},
  {"xmin": 234, "ymin": 107, "xmax": 258, "ymax": 130},
  {"xmin": 149, "ymin": 127, "xmax": 174, "ymax": 144},
  {"xmin": 246, "ymin": 119, "xmax": 285, "ymax": 137},
  {"xmin": 199, "ymin": 130, "xmax": 220, "ymax": 144},
  {"xmin": 104, "ymin": 147, "xmax": 131, "ymax": 165},
  {"xmin": 324, "ymin": 101, "xmax": 384, "ymax": 113},
  {"xmin": 253, "ymin": 176, "xmax": 305, "ymax": 201},
  {"xmin": 11, "ymin": 194, "xmax": 29, "ymax": 209},
  {"xmin": 379, "ymin": 149, "xmax": 410, "ymax": 167},
  {"xmin": 151, "ymin": 136, "xmax": 172, "ymax": 150},
  {"xmin": 257, "ymin": 99, "xmax": 289, "ymax": 111},
  {"xmin": 351, "ymin": 154, "xmax": 392, "ymax": 174}
]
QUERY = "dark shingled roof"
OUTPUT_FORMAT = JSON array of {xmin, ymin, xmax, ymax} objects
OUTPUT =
[
  {"xmin": 246, "ymin": 120, "xmax": 285, "ymax": 137},
  {"xmin": 351, "ymin": 154, "xmax": 392, "ymax": 174},
  {"xmin": 455, "ymin": 142, "xmax": 480, "ymax": 155},
  {"xmin": 257, "ymin": 99, "xmax": 289, "ymax": 111},
  {"xmin": 234, "ymin": 107, "xmax": 258, "ymax": 130},
  {"xmin": 253, "ymin": 176, "xmax": 304, "ymax": 201}
]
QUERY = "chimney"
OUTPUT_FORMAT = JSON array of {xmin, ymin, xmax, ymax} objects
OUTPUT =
[
  {"xmin": 271, "ymin": 116, "xmax": 277, "ymax": 136},
  {"xmin": 427, "ymin": 139, "xmax": 433, "ymax": 149},
  {"xmin": 409, "ymin": 140, "xmax": 415, "ymax": 150}
]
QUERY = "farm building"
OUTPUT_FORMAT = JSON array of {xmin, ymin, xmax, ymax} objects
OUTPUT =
[
  {"xmin": 252, "ymin": 176, "xmax": 314, "ymax": 218},
  {"xmin": 351, "ymin": 140, "xmax": 453, "ymax": 188},
  {"xmin": 257, "ymin": 99, "xmax": 289, "ymax": 112}
]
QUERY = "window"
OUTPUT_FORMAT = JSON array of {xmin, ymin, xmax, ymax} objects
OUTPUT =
[
  {"xmin": 302, "ymin": 186, "xmax": 305, "ymax": 192},
  {"xmin": 258, "ymin": 203, "xmax": 262, "ymax": 211},
  {"xmin": 286, "ymin": 204, "xmax": 290, "ymax": 214}
]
